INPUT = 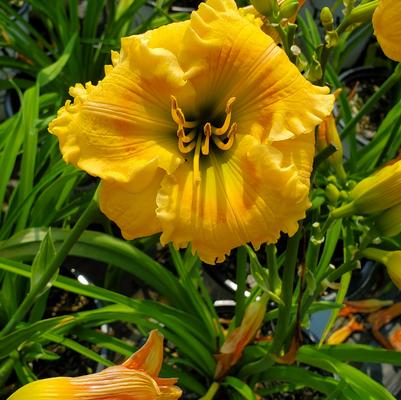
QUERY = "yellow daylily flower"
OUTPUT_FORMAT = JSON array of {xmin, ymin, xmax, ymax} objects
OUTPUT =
[
  {"xmin": 49, "ymin": 0, "xmax": 334, "ymax": 264},
  {"xmin": 8, "ymin": 330, "xmax": 181, "ymax": 400},
  {"xmin": 372, "ymin": 0, "xmax": 401, "ymax": 62}
]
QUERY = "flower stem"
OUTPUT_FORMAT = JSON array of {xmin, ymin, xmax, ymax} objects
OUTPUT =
[
  {"xmin": 341, "ymin": 63, "xmax": 401, "ymax": 140},
  {"xmin": 359, "ymin": 247, "xmax": 388, "ymax": 264},
  {"xmin": 0, "ymin": 187, "xmax": 100, "ymax": 338},
  {"xmin": 270, "ymin": 230, "xmax": 302, "ymax": 355},
  {"xmin": 266, "ymin": 244, "xmax": 281, "ymax": 295},
  {"xmin": 336, "ymin": 0, "xmax": 379, "ymax": 35},
  {"xmin": 200, "ymin": 382, "xmax": 220, "ymax": 400}
]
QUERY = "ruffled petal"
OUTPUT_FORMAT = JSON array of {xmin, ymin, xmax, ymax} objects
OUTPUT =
[
  {"xmin": 156, "ymin": 135, "xmax": 311, "ymax": 264},
  {"xmin": 49, "ymin": 22, "xmax": 195, "ymax": 182},
  {"xmin": 373, "ymin": 0, "xmax": 401, "ymax": 62},
  {"xmin": 179, "ymin": 0, "xmax": 334, "ymax": 141},
  {"xmin": 99, "ymin": 161, "xmax": 163, "ymax": 239},
  {"xmin": 271, "ymin": 131, "xmax": 315, "ymax": 186}
]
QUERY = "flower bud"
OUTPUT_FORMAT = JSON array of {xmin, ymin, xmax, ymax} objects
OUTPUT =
[
  {"xmin": 332, "ymin": 160, "xmax": 401, "ymax": 218},
  {"xmin": 250, "ymin": 0, "xmax": 277, "ymax": 17},
  {"xmin": 317, "ymin": 113, "xmax": 346, "ymax": 181},
  {"xmin": 361, "ymin": 248, "xmax": 401, "ymax": 291},
  {"xmin": 320, "ymin": 6, "xmax": 334, "ymax": 30},
  {"xmin": 279, "ymin": 0, "xmax": 299, "ymax": 19},
  {"xmin": 374, "ymin": 202, "xmax": 401, "ymax": 237},
  {"xmin": 325, "ymin": 183, "xmax": 340, "ymax": 204},
  {"xmin": 351, "ymin": 161, "xmax": 401, "ymax": 213}
]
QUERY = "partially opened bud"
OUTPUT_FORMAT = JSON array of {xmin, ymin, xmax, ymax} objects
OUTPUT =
[
  {"xmin": 8, "ymin": 330, "xmax": 182, "ymax": 400},
  {"xmin": 374, "ymin": 202, "xmax": 401, "ymax": 237},
  {"xmin": 279, "ymin": 0, "xmax": 299, "ymax": 19},
  {"xmin": 250, "ymin": 0, "xmax": 276, "ymax": 17},
  {"xmin": 351, "ymin": 161, "xmax": 401, "ymax": 214},
  {"xmin": 215, "ymin": 295, "xmax": 268, "ymax": 379},
  {"xmin": 331, "ymin": 160, "xmax": 401, "ymax": 218},
  {"xmin": 361, "ymin": 248, "xmax": 401, "ymax": 291}
]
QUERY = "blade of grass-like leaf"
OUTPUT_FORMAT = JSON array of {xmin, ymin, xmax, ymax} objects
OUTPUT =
[
  {"xmin": 0, "ymin": 316, "xmax": 74, "ymax": 359},
  {"xmin": 259, "ymin": 365, "xmax": 338, "ymax": 395},
  {"xmin": 319, "ymin": 343, "xmax": 401, "ymax": 365},
  {"xmin": 356, "ymin": 97, "xmax": 401, "ymax": 171},
  {"xmin": 15, "ymin": 84, "xmax": 39, "ymax": 231},
  {"xmin": 0, "ymin": 228, "xmax": 190, "ymax": 309},
  {"xmin": 0, "ymin": 257, "xmax": 216, "ymax": 375},
  {"xmin": 30, "ymin": 171, "xmax": 81, "ymax": 226},
  {"xmin": 30, "ymin": 229, "xmax": 57, "ymax": 296},
  {"xmin": 75, "ymin": 327, "xmax": 134, "ymax": 356},
  {"xmin": 37, "ymin": 33, "xmax": 77, "ymax": 88},
  {"xmin": 72, "ymin": 305, "xmax": 215, "ymax": 376},
  {"xmin": 43, "ymin": 331, "xmax": 113, "ymax": 367},
  {"xmin": 223, "ymin": 376, "xmax": 257, "ymax": 400},
  {"xmin": 0, "ymin": 113, "xmax": 23, "ymax": 221},
  {"xmin": 297, "ymin": 345, "xmax": 396, "ymax": 400}
]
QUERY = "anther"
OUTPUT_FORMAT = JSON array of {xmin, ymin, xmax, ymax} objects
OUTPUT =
[
  {"xmin": 214, "ymin": 97, "xmax": 236, "ymax": 136},
  {"xmin": 212, "ymin": 122, "xmax": 237, "ymax": 151},
  {"xmin": 178, "ymin": 138, "xmax": 196, "ymax": 154}
]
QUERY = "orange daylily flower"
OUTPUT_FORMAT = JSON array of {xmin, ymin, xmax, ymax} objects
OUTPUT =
[
  {"xmin": 372, "ymin": 0, "xmax": 401, "ymax": 62},
  {"xmin": 49, "ymin": 0, "xmax": 334, "ymax": 264},
  {"xmin": 215, "ymin": 296, "xmax": 268, "ymax": 379},
  {"xmin": 368, "ymin": 303, "xmax": 401, "ymax": 349},
  {"xmin": 7, "ymin": 330, "xmax": 181, "ymax": 400}
]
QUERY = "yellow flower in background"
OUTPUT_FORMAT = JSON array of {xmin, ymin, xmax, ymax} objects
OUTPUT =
[
  {"xmin": 372, "ymin": 0, "xmax": 401, "ymax": 62},
  {"xmin": 49, "ymin": 0, "xmax": 334, "ymax": 264},
  {"xmin": 8, "ymin": 330, "xmax": 181, "ymax": 400}
]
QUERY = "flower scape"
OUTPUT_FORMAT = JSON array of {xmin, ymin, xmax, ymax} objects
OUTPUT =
[{"xmin": 49, "ymin": 0, "xmax": 334, "ymax": 264}]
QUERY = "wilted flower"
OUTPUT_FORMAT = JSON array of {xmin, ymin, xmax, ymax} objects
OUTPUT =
[
  {"xmin": 49, "ymin": 0, "xmax": 333, "ymax": 264},
  {"xmin": 372, "ymin": 0, "xmax": 401, "ymax": 62},
  {"xmin": 215, "ymin": 295, "xmax": 268, "ymax": 379},
  {"xmin": 339, "ymin": 298, "xmax": 393, "ymax": 317},
  {"xmin": 8, "ymin": 330, "xmax": 181, "ymax": 400},
  {"xmin": 326, "ymin": 317, "xmax": 364, "ymax": 345}
]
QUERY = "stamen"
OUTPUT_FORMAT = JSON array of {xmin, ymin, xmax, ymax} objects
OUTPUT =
[
  {"xmin": 178, "ymin": 127, "xmax": 197, "ymax": 143},
  {"xmin": 214, "ymin": 97, "xmax": 236, "ymax": 136},
  {"xmin": 170, "ymin": 96, "xmax": 185, "ymax": 127},
  {"xmin": 171, "ymin": 95, "xmax": 197, "ymax": 129},
  {"xmin": 212, "ymin": 123, "xmax": 237, "ymax": 151},
  {"xmin": 201, "ymin": 123, "xmax": 212, "ymax": 155},
  {"xmin": 178, "ymin": 138, "xmax": 196, "ymax": 154},
  {"xmin": 193, "ymin": 134, "xmax": 202, "ymax": 183}
]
